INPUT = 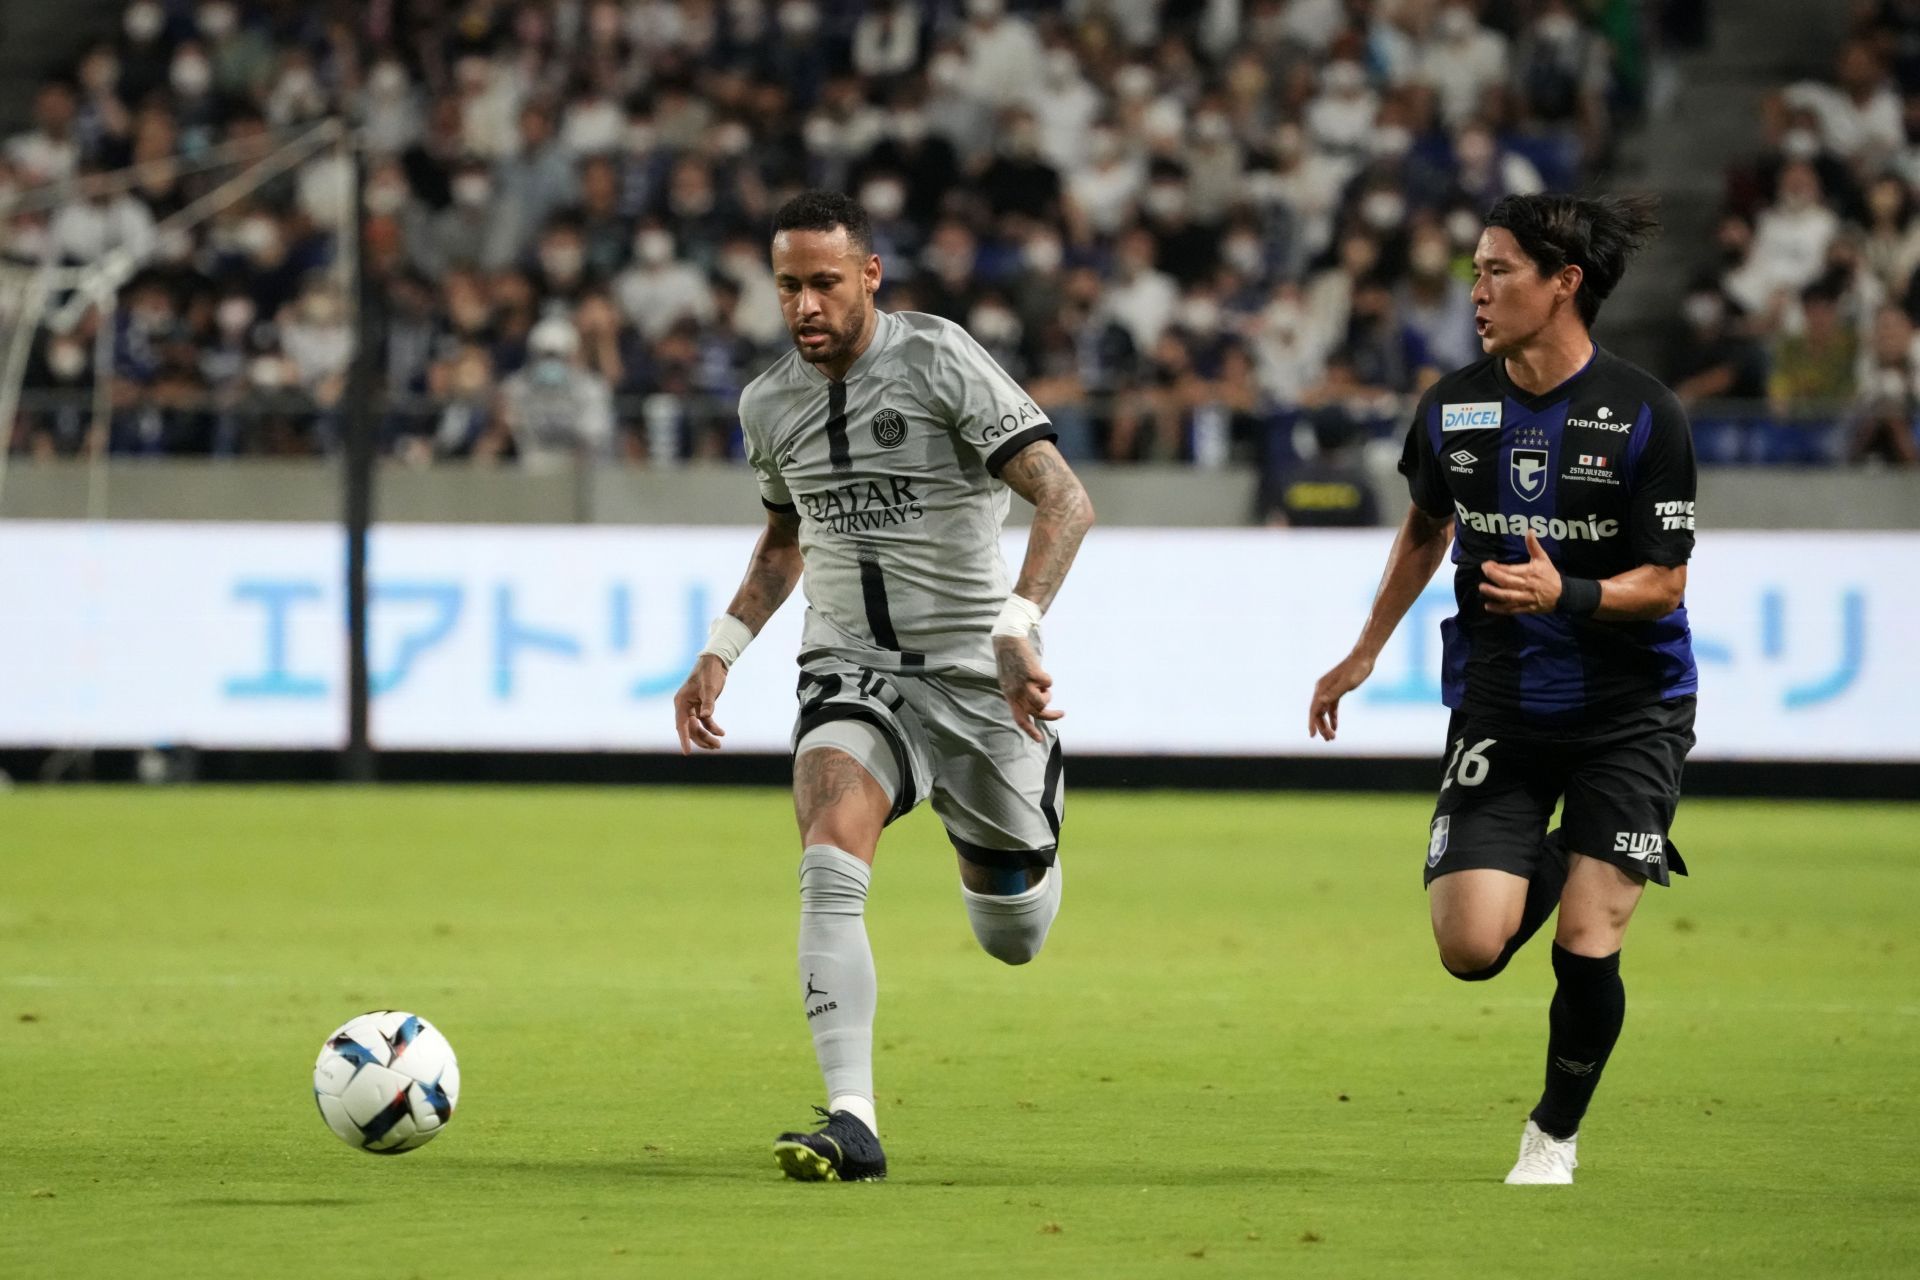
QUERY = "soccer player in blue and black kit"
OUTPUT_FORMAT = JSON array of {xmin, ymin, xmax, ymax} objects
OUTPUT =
[{"xmin": 1308, "ymin": 193, "xmax": 1696, "ymax": 1185}]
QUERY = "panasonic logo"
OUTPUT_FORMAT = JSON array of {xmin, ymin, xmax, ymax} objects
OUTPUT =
[
  {"xmin": 1453, "ymin": 501, "xmax": 1621, "ymax": 540},
  {"xmin": 1441, "ymin": 401, "xmax": 1502, "ymax": 431}
]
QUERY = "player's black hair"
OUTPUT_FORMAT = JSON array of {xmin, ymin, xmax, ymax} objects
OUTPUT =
[
  {"xmin": 1484, "ymin": 193, "xmax": 1661, "ymax": 327},
  {"xmin": 771, "ymin": 189, "xmax": 873, "ymax": 258}
]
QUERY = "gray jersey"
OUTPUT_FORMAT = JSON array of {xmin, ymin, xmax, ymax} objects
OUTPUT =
[{"xmin": 740, "ymin": 309, "xmax": 1054, "ymax": 678}]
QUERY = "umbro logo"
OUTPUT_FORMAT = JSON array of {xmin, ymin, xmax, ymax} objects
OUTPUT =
[{"xmin": 1449, "ymin": 449, "xmax": 1476, "ymax": 465}]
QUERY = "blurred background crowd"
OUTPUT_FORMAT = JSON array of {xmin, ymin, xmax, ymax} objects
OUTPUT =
[
  {"xmin": 1676, "ymin": 4, "xmax": 1920, "ymax": 466},
  {"xmin": 0, "ymin": 1, "xmax": 1911, "ymax": 528}
]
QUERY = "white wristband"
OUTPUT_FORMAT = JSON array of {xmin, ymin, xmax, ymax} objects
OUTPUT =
[
  {"xmin": 989, "ymin": 594, "xmax": 1045, "ymax": 639},
  {"xmin": 699, "ymin": 614, "xmax": 755, "ymax": 667}
]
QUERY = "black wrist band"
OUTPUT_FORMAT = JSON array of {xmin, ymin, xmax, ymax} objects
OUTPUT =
[{"xmin": 1556, "ymin": 576, "xmax": 1602, "ymax": 617}]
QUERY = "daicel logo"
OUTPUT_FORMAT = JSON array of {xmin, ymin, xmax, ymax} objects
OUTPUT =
[{"xmin": 1442, "ymin": 401, "xmax": 1502, "ymax": 431}]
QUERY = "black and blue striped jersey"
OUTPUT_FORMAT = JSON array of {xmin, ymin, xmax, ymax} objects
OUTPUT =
[{"xmin": 1398, "ymin": 345, "xmax": 1698, "ymax": 728}]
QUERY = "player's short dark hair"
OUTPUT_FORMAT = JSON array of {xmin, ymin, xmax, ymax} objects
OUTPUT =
[
  {"xmin": 771, "ymin": 189, "xmax": 873, "ymax": 258},
  {"xmin": 1484, "ymin": 193, "xmax": 1661, "ymax": 327}
]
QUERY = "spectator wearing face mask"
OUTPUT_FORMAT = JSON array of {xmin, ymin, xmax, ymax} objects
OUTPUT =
[
  {"xmin": 116, "ymin": 3, "xmax": 181, "ymax": 105},
  {"xmin": 5, "ymin": 80, "xmax": 80, "ymax": 185},
  {"xmin": 1100, "ymin": 226, "xmax": 1180, "ymax": 355},
  {"xmin": 1859, "ymin": 175, "xmax": 1920, "ymax": 300},
  {"xmin": 278, "ymin": 279, "xmax": 353, "ymax": 412},
  {"xmin": 856, "ymin": 172, "xmax": 922, "ymax": 265},
  {"xmin": 1306, "ymin": 60, "xmax": 1379, "ymax": 161},
  {"xmin": 1141, "ymin": 161, "xmax": 1220, "ymax": 286},
  {"xmin": 49, "ymin": 159, "xmax": 155, "ymax": 266},
  {"xmin": 199, "ymin": 2, "xmax": 276, "ymax": 102},
  {"xmin": 1747, "ymin": 161, "xmax": 1842, "ymax": 304},
  {"xmin": 361, "ymin": 57, "xmax": 422, "ymax": 156},
  {"xmin": 1026, "ymin": 38, "xmax": 1101, "ymax": 172},
  {"xmin": 528, "ymin": 218, "xmax": 597, "ymax": 306},
  {"xmin": 1512, "ymin": 0, "xmax": 1611, "ymax": 135},
  {"xmin": 1782, "ymin": 41, "xmax": 1904, "ymax": 167},
  {"xmin": 855, "ymin": 89, "xmax": 961, "ymax": 228},
  {"xmin": 420, "ymin": 341, "xmax": 497, "ymax": 462},
  {"xmin": 1259, "ymin": 120, "xmax": 1354, "ymax": 268},
  {"xmin": 763, "ymin": 2, "xmax": 831, "ymax": 107},
  {"xmin": 1183, "ymin": 99, "xmax": 1245, "ymax": 225},
  {"xmin": 1250, "ymin": 280, "xmax": 1327, "ymax": 408},
  {"xmin": 1397, "ymin": 219, "xmax": 1478, "ymax": 371},
  {"xmin": 482, "ymin": 317, "xmax": 614, "ymax": 468},
  {"xmin": 923, "ymin": 39, "xmax": 995, "ymax": 164},
  {"xmin": 979, "ymin": 108, "xmax": 1062, "ymax": 223},
  {"xmin": 614, "ymin": 219, "xmax": 715, "ymax": 342},
  {"xmin": 72, "ymin": 45, "xmax": 131, "ymax": 167},
  {"xmin": 1343, "ymin": 273, "xmax": 1436, "ymax": 396},
  {"xmin": 959, "ymin": 0, "xmax": 1045, "ymax": 111},
  {"xmin": 1850, "ymin": 304, "xmax": 1920, "ymax": 465},
  {"xmin": 492, "ymin": 103, "xmax": 581, "ymax": 255},
  {"xmin": 572, "ymin": 156, "xmax": 632, "ymax": 280},
  {"xmin": 21, "ymin": 331, "xmax": 95, "ymax": 456},
  {"xmin": 1665, "ymin": 279, "xmax": 1770, "ymax": 407},
  {"xmin": 1769, "ymin": 277, "xmax": 1857, "ymax": 422},
  {"xmin": 1447, "ymin": 122, "xmax": 1545, "ymax": 213},
  {"xmin": 166, "ymin": 40, "xmax": 224, "ymax": 139},
  {"xmin": 1419, "ymin": 4, "xmax": 1510, "ymax": 130},
  {"xmin": 414, "ymin": 157, "xmax": 515, "ymax": 277},
  {"xmin": 851, "ymin": 1, "xmax": 921, "ymax": 88},
  {"xmin": 1064, "ymin": 123, "xmax": 1147, "ymax": 243}
]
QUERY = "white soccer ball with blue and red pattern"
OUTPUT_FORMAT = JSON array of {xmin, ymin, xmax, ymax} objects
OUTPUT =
[{"xmin": 312, "ymin": 1011, "xmax": 460, "ymax": 1154}]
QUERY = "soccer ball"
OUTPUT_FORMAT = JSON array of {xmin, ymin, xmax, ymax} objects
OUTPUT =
[{"xmin": 312, "ymin": 1010, "xmax": 460, "ymax": 1154}]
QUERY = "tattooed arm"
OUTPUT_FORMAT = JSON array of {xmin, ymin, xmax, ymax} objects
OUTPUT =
[
  {"xmin": 673, "ymin": 507, "xmax": 804, "ymax": 753},
  {"xmin": 722, "ymin": 506, "xmax": 805, "ymax": 633},
  {"xmin": 994, "ymin": 441, "xmax": 1095, "ymax": 742},
  {"xmin": 998, "ymin": 440, "xmax": 1094, "ymax": 611}
]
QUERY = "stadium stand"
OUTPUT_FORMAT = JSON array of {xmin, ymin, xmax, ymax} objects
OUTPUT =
[{"xmin": 2, "ymin": 0, "xmax": 1908, "ymax": 500}]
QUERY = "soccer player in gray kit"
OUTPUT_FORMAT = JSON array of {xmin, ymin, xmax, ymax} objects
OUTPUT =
[{"xmin": 672, "ymin": 190, "xmax": 1094, "ymax": 1182}]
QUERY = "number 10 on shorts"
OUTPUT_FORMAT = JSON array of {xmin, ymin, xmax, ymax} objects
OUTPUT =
[{"xmin": 1443, "ymin": 738, "xmax": 1496, "ymax": 789}]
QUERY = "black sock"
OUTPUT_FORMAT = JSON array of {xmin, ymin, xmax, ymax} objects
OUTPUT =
[{"xmin": 1530, "ymin": 944, "xmax": 1625, "ymax": 1140}]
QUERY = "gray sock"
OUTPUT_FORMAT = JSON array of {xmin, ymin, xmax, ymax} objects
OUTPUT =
[
  {"xmin": 797, "ymin": 844, "xmax": 877, "ymax": 1116},
  {"xmin": 960, "ymin": 859, "xmax": 1063, "ymax": 965}
]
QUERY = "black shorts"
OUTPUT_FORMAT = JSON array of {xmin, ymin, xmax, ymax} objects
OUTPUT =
[{"xmin": 1422, "ymin": 696, "xmax": 1695, "ymax": 889}]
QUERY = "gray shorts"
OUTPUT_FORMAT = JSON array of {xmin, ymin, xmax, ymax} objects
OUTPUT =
[{"xmin": 791, "ymin": 652, "xmax": 1063, "ymax": 869}]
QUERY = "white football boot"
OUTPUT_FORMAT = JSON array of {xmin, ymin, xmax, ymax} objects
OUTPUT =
[{"xmin": 1504, "ymin": 1119, "xmax": 1578, "ymax": 1184}]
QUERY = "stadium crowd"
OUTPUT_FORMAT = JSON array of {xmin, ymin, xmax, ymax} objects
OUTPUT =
[
  {"xmin": 1674, "ymin": 1, "xmax": 1920, "ymax": 465},
  {"xmin": 1, "ymin": 1, "xmax": 1706, "ymax": 514}
]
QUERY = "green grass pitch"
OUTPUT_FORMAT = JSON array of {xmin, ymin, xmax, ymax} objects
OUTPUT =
[{"xmin": 3, "ymin": 787, "xmax": 1916, "ymax": 1278}]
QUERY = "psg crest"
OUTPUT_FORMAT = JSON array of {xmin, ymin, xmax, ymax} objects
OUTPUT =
[
  {"xmin": 1509, "ymin": 447, "xmax": 1549, "ymax": 502},
  {"xmin": 870, "ymin": 408, "xmax": 908, "ymax": 450}
]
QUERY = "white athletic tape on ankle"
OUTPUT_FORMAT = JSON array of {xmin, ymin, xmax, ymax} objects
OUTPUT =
[
  {"xmin": 989, "ymin": 594, "xmax": 1044, "ymax": 639},
  {"xmin": 699, "ymin": 614, "xmax": 755, "ymax": 667}
]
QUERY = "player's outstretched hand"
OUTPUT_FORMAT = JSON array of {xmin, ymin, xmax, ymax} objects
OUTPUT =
[
  {"xmin": 673, "ymin": 654, "xmax": 730, "ymax": 754},
  {"xmin": 994, "ymin": 635, "xmax": 1063, "ymax": 744},
  {"xmin": 1309, "ymin": 650, "xmax": 1375, "ymax": 741},
  {"xmin": 1478, "ymin": 530, "xmax": 1562, "ymax": 615}
]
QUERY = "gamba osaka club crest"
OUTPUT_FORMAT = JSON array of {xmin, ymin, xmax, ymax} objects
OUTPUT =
[
  {"xmin": 1510, "ymin": 447, "xmax": 1549, "ymax": 502},
  {"xmin": 870, "ymin": 407, "xmax": 908, "ymax": 450}
]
